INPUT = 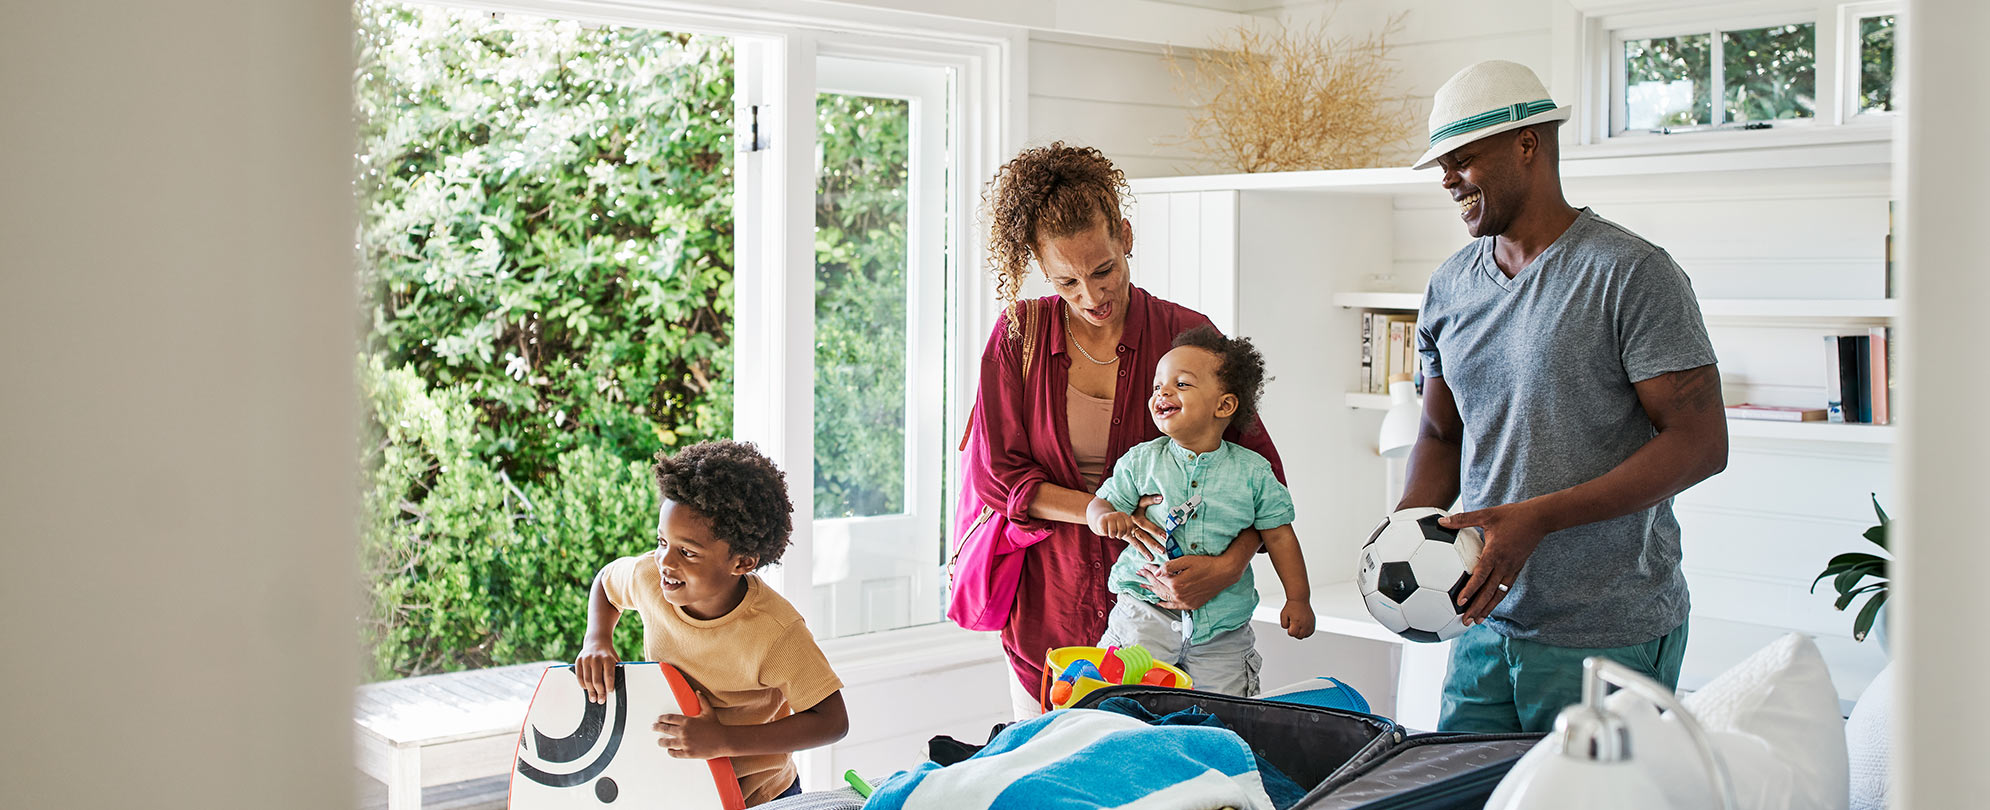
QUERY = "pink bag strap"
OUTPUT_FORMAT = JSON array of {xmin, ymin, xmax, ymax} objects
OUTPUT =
[{"xmin": 958, "ymin": 298, "xmax": 1043, "ymax": 452}]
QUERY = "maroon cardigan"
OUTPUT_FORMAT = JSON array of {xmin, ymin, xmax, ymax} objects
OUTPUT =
[{"xmin": 963, "ymin": 286, "xmax": 1285, "ymax": 692}]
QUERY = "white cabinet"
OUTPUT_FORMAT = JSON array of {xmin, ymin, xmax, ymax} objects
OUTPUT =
[{"xmin": 1130, "ymin": 190, "xmax": 1238, "ymax": 335}]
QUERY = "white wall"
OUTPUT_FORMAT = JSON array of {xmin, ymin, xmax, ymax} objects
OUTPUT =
[
  {"xmin": 1026, "ymin": 1, "xmax": 1562, "ymax": 179},
  {"xmin": 1029, "ymin": 35, "xmax": 1225, "ymax": 178},
  {"xmin": 1255, "ymin": 0, "xmax": 1556, "ymax": 165},
  {"xmin": 0, "ymin": 3, "xmax": 356, "ymax": 810}
]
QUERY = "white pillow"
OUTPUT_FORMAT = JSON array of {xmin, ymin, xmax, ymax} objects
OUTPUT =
[
  {"xmin": 1844, "ymin": 664, "xmax": 1893, "ymax": 810},
  {"xmin": 1493, "ymin": 633, "xmax": 1848, "ymax": 810},
  {"xmin": 1682, "ymin": 632, "xmax": 1848, "ymax": 810},
  {"xmin": 1607, "ymin": 690, "xmax": 1810, "ymax": 810}
]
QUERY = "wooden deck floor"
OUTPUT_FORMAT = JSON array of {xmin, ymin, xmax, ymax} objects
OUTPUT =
[{"xmin": 355, "ymin": 771, "xmax": 507, "ymax": 810}]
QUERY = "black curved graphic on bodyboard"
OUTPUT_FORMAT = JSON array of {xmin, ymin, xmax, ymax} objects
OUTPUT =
[
  {"xmin": 532, "ymin": 681, "xmax": 608, "ymax": 763},
  {"xmin": 517, "ymin": 667, "xmax": 628, "ymax": 788}
]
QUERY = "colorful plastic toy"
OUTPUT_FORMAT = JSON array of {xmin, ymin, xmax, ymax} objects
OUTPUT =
[
  {"xmin": 1099, "ymin": 645, "xmax": 1157, "ymax": 685},
  {"xmin": 1139, "ymin": 668, "xmax": 1179, "ymax": 687},
  {"xmin": 1040, "ymin": 646, "xmax": 1192, "ymax": 710}
]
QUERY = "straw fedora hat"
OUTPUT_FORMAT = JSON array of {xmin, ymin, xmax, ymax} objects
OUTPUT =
[{"xmin": 1412, "ymin": 60, "xmax": 1570, "ymax": 171}]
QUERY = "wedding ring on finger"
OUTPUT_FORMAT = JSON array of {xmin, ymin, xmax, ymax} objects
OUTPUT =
[{"xmin": 1496, "ymin": 583, "xmax": 1510, "ymax": 592}]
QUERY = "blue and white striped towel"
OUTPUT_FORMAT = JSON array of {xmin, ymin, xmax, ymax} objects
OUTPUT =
[{"xmin": 863, "ymin": 709, "xmax": 1274, "ymax": 810}]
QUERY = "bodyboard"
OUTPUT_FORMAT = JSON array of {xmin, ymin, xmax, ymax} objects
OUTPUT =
[{"xmin": 508, "ymin": 662, "xmax": 745, "ymax": 810}]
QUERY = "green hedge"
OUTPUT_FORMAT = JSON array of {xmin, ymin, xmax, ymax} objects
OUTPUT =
[
  {"xmin": 354, "ymin": 4, "xmax": 732, "ymax": 679},
  {"xmin": 354, "ymin": 2, "xmax": 914, "ymax": 680}
]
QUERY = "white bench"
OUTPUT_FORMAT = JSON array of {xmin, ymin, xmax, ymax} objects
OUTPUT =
[{"xmin": 354, "ymin": 661, "xmax": 560, "ymax": 810}]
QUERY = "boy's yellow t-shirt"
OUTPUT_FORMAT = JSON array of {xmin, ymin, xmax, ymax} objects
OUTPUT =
[{"xmin": 600, "ymin": 553, "xmax": 843, "ymax": 806}]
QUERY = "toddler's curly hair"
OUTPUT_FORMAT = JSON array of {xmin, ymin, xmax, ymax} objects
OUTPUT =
[
  {"xmin": 1171, "ymin": 325, "xmax": 1269, "ymax": 432},
  {"xmin": 652, "ymin": 440, "xmax": 793, "ymax": 569},
  {"xmin": 981, "ymin": 142, "xmax": 1130, "ymax": 334}
]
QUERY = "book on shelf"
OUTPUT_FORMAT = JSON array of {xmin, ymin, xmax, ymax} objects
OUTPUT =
[
  {"xmin": 1822, "ymin": 335, "xmax": 1846, "ymax": 422},
  {"xmin": 1726, "ymin": 404, "xmax": 1828, "ymax": 422},
  {"xmin": 1354, "ymin": 312, "xmax": 1423, "ymax": 394},
  {"xmin": 1821, "ymin": 330, "xmax": 1895, "ymax": 425},
  {"xmin": 1886, "ymin": 200, "xmax": 1896, "ymax": 299},
  {"xmin": 1869, "ymin": 325, "xmax": 1891, "ymax": 425},
  {"xmin": 1386, "ymin": 319, "xmax": 1407, "ymax": 396},
  {"xmin": 1359, "ymin": 312, "xmax": 1374, "ymax": 394},
  {"xmin": 1846, "ymin": 336, "xmax": 1862, "ymax": 425},
  {"xmin": 1834, "ymin": 336, "xmax": 1864, "ymax": 424}
]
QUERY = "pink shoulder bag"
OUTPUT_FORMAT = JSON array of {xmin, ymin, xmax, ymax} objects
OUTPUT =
[{"xmin": 946, "ymin": 299, "xmax": 1048, "ymax": 632}]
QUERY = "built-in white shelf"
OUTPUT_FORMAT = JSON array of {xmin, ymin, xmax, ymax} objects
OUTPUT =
[
  {"xmin": 1724, "ymin": 419, "xmax": 1896, "ymax": 444},
  {"xmin": 1332, "ymin": 292, "xmax": 1421, "ymax": 310},
  {"xmin": 1344, "ymin": 392, "xmax": 1391, "ymax": 410},
  {"xmin": 1130, "ymin": 140, "xmax": 1891, "ymax": 196},
  {"xmin": 1344, "ymin": 391, "xmax": 1896, "ymax": 444},
  {"xmin": 1698, "ymin": 298, "xmax": 1900, "ymax": 319},
  {"xmin": 1333, "ymin": 292, "xmax": 1900, "ymax": 321}
]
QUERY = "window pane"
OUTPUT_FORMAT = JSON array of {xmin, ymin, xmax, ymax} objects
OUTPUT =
[
  {"xmin": 813, "ymin": 93, "xmax": 911, "ymax": 519},
  {"xmin": 1625, "ymin": 34, "xmax": 1713, "ymax": 130},
  {"xmin": 354, "ymin": 1, "xmax": 734, "ymax": 678},
  {"xmin": 1722, "ymin": 23, "xmax": 1815, "ymax": 122},
  {"xmin": 1859, "ymin": 15, "xmax": 1897, "ymax": 113}
]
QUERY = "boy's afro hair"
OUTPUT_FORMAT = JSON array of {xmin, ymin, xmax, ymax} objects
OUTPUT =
[
  {"xmin": 1171, "ymin": 324, "xmax": 1269, "ymax": 432},
  {"xmin": 652, "ymin": 440, "xmax": 793, "ymax": 569}
]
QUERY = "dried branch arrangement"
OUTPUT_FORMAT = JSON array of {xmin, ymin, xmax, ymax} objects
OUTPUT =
[{"xmin": 1166, "ymin": 15, "xmax": 1416, "ymax": 173}]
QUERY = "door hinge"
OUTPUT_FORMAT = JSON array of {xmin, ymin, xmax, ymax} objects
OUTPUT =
[{"xmin": 739, "ymin": 104, "xmax": 772, "ymax": 153}]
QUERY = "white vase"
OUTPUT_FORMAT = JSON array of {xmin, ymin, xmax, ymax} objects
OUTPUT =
[
  {"xmin": 1870, "ymin": 600, "xmax": 1889, "ymax": 654},
  {"xmin": 1845, "ymin": 663, "xmax": 1893, "ymax": 810}
]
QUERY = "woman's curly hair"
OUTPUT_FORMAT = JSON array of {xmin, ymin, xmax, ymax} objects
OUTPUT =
[
  {"xmin": 652, "ymin": 440, "xmax": 793, "ymax": 569},
  {"xmin": 981, "ymin": 142, "xmax": 1131, "ymax": 335},
  {"xmin": 1172, "ymin": 324, "xmax": 1269, "ymax": 432}
]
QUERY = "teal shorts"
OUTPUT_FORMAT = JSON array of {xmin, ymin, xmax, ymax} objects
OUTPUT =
[{"xmin": 1438, "ymin": 619, "xmax": 1689, "ymax": 733}]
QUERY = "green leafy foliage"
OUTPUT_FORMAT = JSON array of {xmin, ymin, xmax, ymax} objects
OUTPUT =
[
  {"xmin": 1811, "ymin": 494, "xmax": 1891, "ymax": 642},
  {"xmin": 1625, "ymin": 34, "xmax": 1714, "ymax": 127},
  {"xmin": 353, "ymin": 3, "xmax": 911, "ymax": 679},
  {"xmin": 1858, "ymin": 15, "xmax": 1896, "ymax": 113},
  {"xmin": 353, "ymin": 2, "xmax": 731, "ymax": 679},
  {"xmin": 1624, "ymin": 22, "xmax": 1825, "ymax": 129},
  {"xmin": 358, "ymin": 357, "xmax": 650, "ymax": 679},
  {"xmin": 1721, "ymin": 24, "xmax": 1815, "ymax": 122},
  {"xmin": 812, "ymin": 93, "xmax": 910, "ymax": 519}
]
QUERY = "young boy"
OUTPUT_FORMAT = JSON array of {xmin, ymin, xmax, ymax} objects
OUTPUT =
[
  {"xmin": 574, "ymin": 440, "xmax": 847, "ymax": 806},
  {"xmin": 1087, "ymin": 325, "xmax": 1314, "ymax": 697}
]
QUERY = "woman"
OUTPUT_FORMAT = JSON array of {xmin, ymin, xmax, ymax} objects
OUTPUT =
[{"xmin": 963, "ymin": 142, "xmax": 1285, "ymax": 717}]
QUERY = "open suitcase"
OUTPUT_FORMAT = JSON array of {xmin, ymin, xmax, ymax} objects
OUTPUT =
[{"xmin": 1073, "ymin": 685, "xmax": 1542, "ymax": 810}]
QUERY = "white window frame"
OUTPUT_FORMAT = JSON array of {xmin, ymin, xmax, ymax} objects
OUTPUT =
[
  {"xmin": 421, "ymin": 0, "xmax": 1023, "ymax": 640},
  {"xmin": 1555, "ymin": 0, "xmax": 1897, "ymax": 153},
  {"xmin": 806, "ymin": 55, "xmax": 949, "ymax": 638},
  {"xmin": 1607, "ymin": 10, "xmax": 1822, "ymax": 138},
  {"xmin": 1836, "ymin": 1, "xmax": 1902, "ymax": 124}
]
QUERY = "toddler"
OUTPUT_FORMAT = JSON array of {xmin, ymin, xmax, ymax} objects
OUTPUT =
[{"xmin": 1086, "ymin": 325, "xmax": 1314, "ymax": 696}]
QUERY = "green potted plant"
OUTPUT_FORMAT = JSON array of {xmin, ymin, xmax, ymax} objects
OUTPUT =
[{"xmin": 1812, "ymin": 494, "xmax": 1891, "ymax": 643}]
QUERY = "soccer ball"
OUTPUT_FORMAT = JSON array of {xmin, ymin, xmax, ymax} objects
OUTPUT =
[{"xmin": 1356, "ymin": 507, "xmax": 1485, "ymax": 643}]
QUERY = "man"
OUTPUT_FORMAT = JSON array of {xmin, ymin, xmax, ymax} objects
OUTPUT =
[{"xmin": 1398, "ymin": 60, "xmax": 1729, "ymax": 733}]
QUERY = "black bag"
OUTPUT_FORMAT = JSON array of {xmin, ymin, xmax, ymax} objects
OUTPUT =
[
  {"xmin": 1072, "ymin": 685, "xmax": 1401, "ymax": 796},
  {"xmin": 1071, "ymin": 685, "xmax": 1543, "ymax": 810},
  {"xmin": 1298, "ymin": 732, "xmax": 1542, "ymax": 810}
]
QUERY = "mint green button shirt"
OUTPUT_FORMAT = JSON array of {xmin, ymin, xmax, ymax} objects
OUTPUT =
[{"xmin": 1097, "ymin": 436, "xmax": 1296, "ymax": 643}]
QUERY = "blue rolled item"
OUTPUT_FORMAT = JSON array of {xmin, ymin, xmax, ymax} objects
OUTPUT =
[
  {"xmin": 1057, "ymin": 659, "xmax": 1103, "ymax": 685},
  {"xmin": 1257, "ymin": 676, "xmax": 1372, "ymax": 715}
]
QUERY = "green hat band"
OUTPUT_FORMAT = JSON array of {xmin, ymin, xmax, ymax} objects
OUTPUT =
[{"xmin": 1428, "ymin": 99, "xmax": 1558, "ymax": 146}]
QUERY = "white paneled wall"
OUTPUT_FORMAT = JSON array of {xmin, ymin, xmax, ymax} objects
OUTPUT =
[
  {"xmin": 1255, "ymin": 0, "xmax": 1556, "ymax": 164},
  {"xmin": 1028, "ymin": 36, "xmax": 1223, "ymax": 178},
  {"xmin": 1025, "ymin": 2, "xmax": 1560, "ymax": 178}
]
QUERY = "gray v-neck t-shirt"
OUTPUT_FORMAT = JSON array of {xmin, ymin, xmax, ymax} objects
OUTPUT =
[{"xmin": 1417, "ymin": 208, "xmax": 1716, "ymax": 648}]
